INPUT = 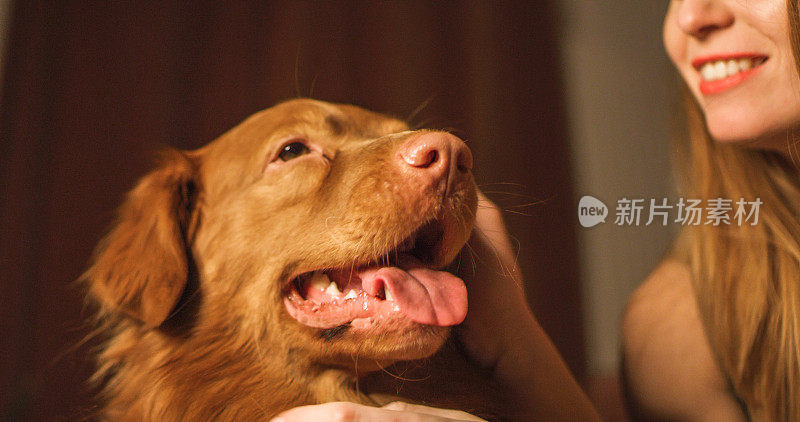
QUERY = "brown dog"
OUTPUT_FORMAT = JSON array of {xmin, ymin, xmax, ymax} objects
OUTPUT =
[{"xmin": 83, "ymin": 99, "xmax": 504, "ymax": 420}]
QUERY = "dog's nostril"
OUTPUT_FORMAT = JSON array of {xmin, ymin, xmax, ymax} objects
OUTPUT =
[
  {"xmin": 422, "ymin": 150, "xmax": 438, "ymax": 168},
  {"xmin": 456, "ymin": 148, "xmax": 472, "ymax": 173},
  {"xmin": 403, "ymin": 147, "xmax": 439, "ymax": 168}
]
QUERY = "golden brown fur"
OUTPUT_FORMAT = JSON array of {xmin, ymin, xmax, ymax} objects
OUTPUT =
[{"xmin": 83, "ymin": 99, "xmax": 503, "ymax": 420}]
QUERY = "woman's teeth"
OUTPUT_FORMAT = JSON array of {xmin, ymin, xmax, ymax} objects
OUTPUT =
[{"xmin": 699, "ymin": 58, "xmax": 762, "ymax": 81}]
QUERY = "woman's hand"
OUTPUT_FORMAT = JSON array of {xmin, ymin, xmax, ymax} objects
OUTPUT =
[
  {"xmin": 452, "ymin": 191, "xmax": 600, "ymax": 421},
  {"xmin": 271, "ymin": 401, "xmax": 486, "ymax": 422},
  {"xmin": 455, "ymin": 190, "xmax": 532, "ymax": 369}
]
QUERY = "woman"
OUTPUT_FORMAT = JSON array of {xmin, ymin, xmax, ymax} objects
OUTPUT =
[
  {"xmin": 623, "ymin": 0, "xmax": 800, "ymax": 420},
  {"xmin": 273, "ymin": 192, "xmax": 600, "ymax": 421}
]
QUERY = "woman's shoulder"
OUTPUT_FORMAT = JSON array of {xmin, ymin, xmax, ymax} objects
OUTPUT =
[
  {"xmin": 627, "ymin": 258, "xmax": 693, "ymax": 312},
  {"xmin": 621, "ymin": 258, "xmax": 747, "ymax": 421}
]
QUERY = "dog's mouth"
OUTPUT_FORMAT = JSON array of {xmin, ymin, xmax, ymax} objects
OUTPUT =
[{"xmin": 282, "ymin": 218, "xmax": 468, "ymax": 331}]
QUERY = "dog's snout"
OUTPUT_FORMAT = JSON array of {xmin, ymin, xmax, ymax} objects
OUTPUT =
[{"xmin": 397, "ymin": 132, "xmax": 473, "ymax": 186}]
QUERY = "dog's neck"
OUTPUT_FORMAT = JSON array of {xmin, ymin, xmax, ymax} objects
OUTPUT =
[{"xmin": 97, "ymin": 321, "xmax": 376, "ymax": 420}]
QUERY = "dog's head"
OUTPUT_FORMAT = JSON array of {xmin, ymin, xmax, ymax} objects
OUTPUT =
[{"xmin": 85, "ymin": 99, "xmax": 477, "ymax": 371}]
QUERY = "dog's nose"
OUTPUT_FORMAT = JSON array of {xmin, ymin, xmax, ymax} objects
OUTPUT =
[{"xmin": 397, "ymin": 132, "xmax": 473, "ymax": 187}]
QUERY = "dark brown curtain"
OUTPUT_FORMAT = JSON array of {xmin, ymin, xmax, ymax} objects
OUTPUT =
[{"xmin": 0, "ymin": 1, "xmax": 582, "ymax": 420}]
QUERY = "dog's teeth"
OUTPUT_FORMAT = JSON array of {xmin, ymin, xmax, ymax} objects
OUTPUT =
[
  {"xmin": 309, "ymin": 272, "xmax": 330, "ymax": 290},
  {"xmin": 384, "ymin": 288, "xmax": 394, "ymax": 302},
  {"xmin": 344, "ymin": 290, "xmax": 357, "ymax": 300},
  {"xmin": 325, "ymin": 282, "xmax": 342, "ymax": 296}
]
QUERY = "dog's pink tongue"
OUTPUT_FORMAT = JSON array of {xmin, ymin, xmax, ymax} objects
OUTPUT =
[{"xmin": 359, "ymin": 254, "xmax": 467, "ymax": 326}]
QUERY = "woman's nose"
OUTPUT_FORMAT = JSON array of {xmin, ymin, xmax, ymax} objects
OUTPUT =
[{"xmin": 676, "ymin": 0, "xmax": 734, "ymax": 38}]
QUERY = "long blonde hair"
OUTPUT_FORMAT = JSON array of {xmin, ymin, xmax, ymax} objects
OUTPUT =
[{"xmin": 673, "ymin": 2, "xmax": 800, "ymax": 420}]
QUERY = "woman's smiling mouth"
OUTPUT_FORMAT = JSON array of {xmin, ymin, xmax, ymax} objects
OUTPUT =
[{"xmin": 692, "ymin": 53, "xmax": 769, "ymax": 95}]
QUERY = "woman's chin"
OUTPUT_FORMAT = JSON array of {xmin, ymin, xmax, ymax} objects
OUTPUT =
[{"xmin": 706, "ymin": 117, "xmax": 794, "ymax": 152}]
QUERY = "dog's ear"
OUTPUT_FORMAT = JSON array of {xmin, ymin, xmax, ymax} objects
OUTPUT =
[{"xmin": 85, "ymin": 150, "xmax": 200, "ymax": 328}]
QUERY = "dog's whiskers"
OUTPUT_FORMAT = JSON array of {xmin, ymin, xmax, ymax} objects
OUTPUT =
[
  {"xmin": 477, "ymin": 182, "xmax": 528, "ymax": 189},
  {"xmin": 374, "ymin": 359, "xmax": 430, "ymax": 383},
  {"xmin": 406, "ymin": 94, "xmax": 437, "ymax": 128},
  {"xmin": 293, "ymin": 44, "xmax": 302, "ymax": 99},
  {"xmin": 501, "ymin": 209, "xmax": 534, "ymax": 217},
  {"xmin": 308, "ymin": 71, "xmax": 322, "ymax": 99}
]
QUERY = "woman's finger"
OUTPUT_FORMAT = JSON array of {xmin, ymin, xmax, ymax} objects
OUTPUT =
[
  {"xmin": 382, "ymin": 401, "xmax": 487, "ymax": 421},
  {"xmin": 271, "ymin": 401, "xmax": 477, "ymax": 422}
]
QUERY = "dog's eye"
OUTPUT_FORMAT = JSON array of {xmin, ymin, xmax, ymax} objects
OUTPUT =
[{"xmin": 278, "ymin": 142, "xmax": 311, "ymax": 161}]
